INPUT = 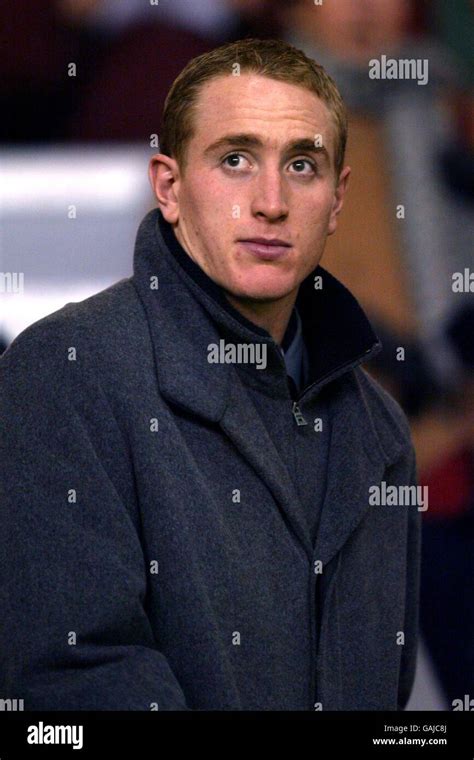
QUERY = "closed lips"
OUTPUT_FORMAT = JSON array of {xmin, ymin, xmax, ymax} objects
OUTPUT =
[{"xmin": 240, "ymin": 238, "xmax": 291, "ymax": 246}]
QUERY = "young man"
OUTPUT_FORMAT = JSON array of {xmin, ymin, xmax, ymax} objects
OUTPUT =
[{"xmin": 0, "ymin": 38, "xmax": 421, "ymax": 711}]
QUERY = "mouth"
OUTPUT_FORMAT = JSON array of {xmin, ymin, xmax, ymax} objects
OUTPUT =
[{"xmin": 237, "ymin": 238, "xmax": 292, "ymax": 261}]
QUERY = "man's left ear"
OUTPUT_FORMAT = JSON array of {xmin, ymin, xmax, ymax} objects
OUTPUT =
[{"xmin": 327, "ymin": 166, "xmax": 350, "ymax": 236}]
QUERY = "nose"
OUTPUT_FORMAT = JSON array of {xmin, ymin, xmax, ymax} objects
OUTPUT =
[{"xmin": 250, "ymin": 166, "xmax": 289, "ymax": 222}]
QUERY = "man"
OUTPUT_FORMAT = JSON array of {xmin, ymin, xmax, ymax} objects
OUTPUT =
[{"xmin": 0, "ymin": 38, "xmax": 421, "ymax": 711}]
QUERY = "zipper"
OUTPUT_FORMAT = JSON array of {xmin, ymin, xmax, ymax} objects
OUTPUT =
[
  {"xmin": 288, "ymin": 345, "xmax": 380, "ymax": 709},
  {"xmin": 289, "ymin": 344, "xmax": 380, "ymax": 426},
  {"xmin": 292, "ymin": 400, "xmax": 308, "ymax": 426},
  {"xmin": 310, "ymin": 571, "xmax": 319, "ymax": 709}
]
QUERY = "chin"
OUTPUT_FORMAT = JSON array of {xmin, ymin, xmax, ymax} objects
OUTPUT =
[{"xmin": 231, "ymin": 274, "xmax": 296, "ymax": 302}]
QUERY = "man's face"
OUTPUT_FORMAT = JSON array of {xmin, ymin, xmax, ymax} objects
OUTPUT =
[{"xmin": 156, "ymin": 73, "xmax": 349, "ymax": 304}]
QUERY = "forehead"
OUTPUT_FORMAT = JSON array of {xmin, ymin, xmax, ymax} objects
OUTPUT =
[{"xmin": 190, "ymin": 73, "xmax": 335, "ymax": 153}]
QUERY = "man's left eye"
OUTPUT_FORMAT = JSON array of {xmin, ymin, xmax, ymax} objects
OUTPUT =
[{"xmin": 290, "ymin": 159, "xmax": 316, "ymax": 174}]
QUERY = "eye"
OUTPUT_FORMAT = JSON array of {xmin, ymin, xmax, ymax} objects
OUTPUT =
[
  {"xmin": 289, "ymin": 158, "xmax": 317, "ymax": 175},
  {"xmin": 221, "ymin": 152, "xmax": 250, "ymax": 170}
]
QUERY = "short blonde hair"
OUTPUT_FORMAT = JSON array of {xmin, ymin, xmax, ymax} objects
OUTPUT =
[{"xmin": 160, "ymin": 37, "xmax": 348, "ymax": 177}]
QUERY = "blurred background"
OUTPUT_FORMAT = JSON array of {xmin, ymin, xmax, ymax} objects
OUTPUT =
[{"xmin": 1, "ymin": 0, "xmax": 473, "ymax": 710}]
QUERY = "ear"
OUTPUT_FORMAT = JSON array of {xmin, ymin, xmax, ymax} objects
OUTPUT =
[
  {"xmin": 148, "ymin": 153, "xmax": 181, "ymax": 224},
  {"xmin": 327, "ymin": 165, "xmax": 351, "ymax": 236}
]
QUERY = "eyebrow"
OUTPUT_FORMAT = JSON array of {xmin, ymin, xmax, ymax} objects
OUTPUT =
[{"xmin": 203, "ymin": 133, "xmax": 331, "ymax": 164}]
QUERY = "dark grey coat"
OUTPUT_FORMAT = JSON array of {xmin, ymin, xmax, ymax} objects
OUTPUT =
[{"xmin": 0, "ymin": 208, "xmax": 421, "ymax": 711}]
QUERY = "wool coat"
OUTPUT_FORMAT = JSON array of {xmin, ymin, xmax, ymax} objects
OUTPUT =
[{"xmin": 0, "ymin": 208, "xmax": 421, "ymax": 711}]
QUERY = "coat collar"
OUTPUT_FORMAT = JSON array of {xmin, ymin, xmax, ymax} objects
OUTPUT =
[
  {"xmin": 133, "ymin": 207, "xmax": 383, "ymax": 410},
  {"xmin": 132, "ymin": 208, "xmax": 405, "ymax": 560}
]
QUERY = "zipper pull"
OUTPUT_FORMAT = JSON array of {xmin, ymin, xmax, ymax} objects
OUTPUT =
[{"xmin": 292, "ymin": 400, "xmax": 308, "ymax": 426}]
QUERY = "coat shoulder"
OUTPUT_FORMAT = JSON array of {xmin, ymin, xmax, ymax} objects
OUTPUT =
[
  {"xmin": 353, "ymin": 365, "xmax": 415, "ymax": 466},
  {"xmin": 0, "ymin": 278, "xmax": 150, "ymax": 450},
  {"xmin": 0, "ymin": 278, "xmax": 147, "ymax": 386}
]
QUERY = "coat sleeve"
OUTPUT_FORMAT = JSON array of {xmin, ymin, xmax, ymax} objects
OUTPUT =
[
  {"xmin": 0, "ymin": 324, "xmax": 191, "ymax": 710},
  {"xmin": 397, "ymin": 447, "xmax": 422, "ymax": 711}
]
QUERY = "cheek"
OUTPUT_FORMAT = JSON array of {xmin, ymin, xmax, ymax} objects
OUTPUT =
[
  {"xmin": 297, "ymin": 183, "xmax": 335, "ymax": 213},
  {"xmin": 295, "ymin": 208, "xmax": 334, "ymax": 254},
  {"xmin": 296, "ymin": 201, "xmax": 333, "ymax": 240},
  {"xmin": 183, "ymin": 189, "xmax": 235, "ymax": 259},
  {"xmin": 180, "ymin": 187, "xmax": 214, "ymax": 236},
  {"xmin": 188, "ymin": 176, "xmax": 235, "ymax": 227}
]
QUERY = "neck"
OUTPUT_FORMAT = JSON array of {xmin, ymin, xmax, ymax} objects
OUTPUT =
[
  {"xmin": 164, "ymin": 216, "xmax": 297, "ymax": 344},
  {"xmin": 224, "ymin": 289, "xmax": 298, "ymax": 345}
]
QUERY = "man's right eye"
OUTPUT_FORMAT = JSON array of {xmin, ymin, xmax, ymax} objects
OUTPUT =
[{"xmin": 221, "ymin": 153, "xmax": 249, "ymax": 170}]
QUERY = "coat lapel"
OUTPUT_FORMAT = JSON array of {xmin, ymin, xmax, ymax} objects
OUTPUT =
[
  {"xmin": 313, "ymin": 373, "xmax": 407, "ymax": 566},
  {"xmin": 219, "ymin": 371, "xmax": 314, "ymax": 559}
]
